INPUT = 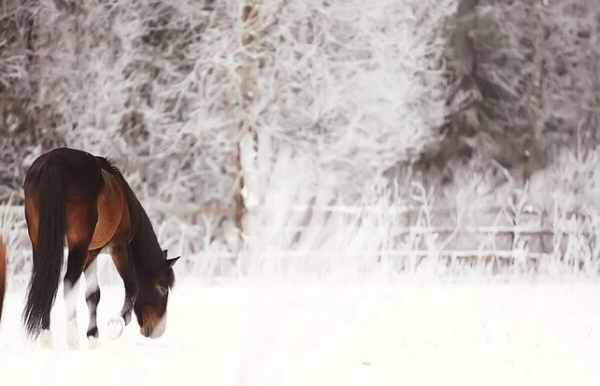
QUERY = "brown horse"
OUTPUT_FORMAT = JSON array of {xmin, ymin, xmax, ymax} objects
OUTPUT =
[
  {"xmin": 0, "ymin": 236, "xmax": 5, "ymax": 323},
  {"xmin": 23, "ymin": 148, "xmax": 179, "ymax": 347}
]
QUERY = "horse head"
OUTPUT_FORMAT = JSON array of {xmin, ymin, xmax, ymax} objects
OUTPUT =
[{"xmin": 134, "ymin": 249, "xmax": 179, "ymax": 338}]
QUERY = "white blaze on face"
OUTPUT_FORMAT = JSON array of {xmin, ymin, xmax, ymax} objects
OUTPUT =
[{"xmin": 153, "ymin": 311, "xmax": 167, "ymax": 338}]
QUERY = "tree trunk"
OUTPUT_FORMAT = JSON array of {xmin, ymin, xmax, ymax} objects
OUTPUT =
[
  {"xmin": 523, "ymin": 0, "xmax": 546, "ymax": 181},
  {"xmin": 229, "ymin": 0, "xmax": 261, "ymax": 255}
]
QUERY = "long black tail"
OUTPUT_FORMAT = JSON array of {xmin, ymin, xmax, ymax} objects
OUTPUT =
[{"xmin": 23, "ymin": 166, "xmax": 65, "ymax": 338}]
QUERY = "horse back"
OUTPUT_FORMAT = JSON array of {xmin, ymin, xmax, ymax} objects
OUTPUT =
[
  {"xmin": 24, "ymin": 148, "xmax": 132, "ymax": 252},
  {"xmin": 24, "ymin": 148, "xmax": 103, "ymax": 251}
]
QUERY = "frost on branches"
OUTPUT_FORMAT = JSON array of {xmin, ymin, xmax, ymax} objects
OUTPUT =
[
  {"xmin": 3, "ymin": 0, "xmax": 452, "ymax": 256},
  {"xmin": 242, "ymin": 0, "xmax": 453, "ymax": 199},
  {"xmin": 441, "ymin": 0, "xmax": 600, "ymax": 182},
  {"xmin": 234, "ymin": 0, "xmax": 455, "ymax": 260}
]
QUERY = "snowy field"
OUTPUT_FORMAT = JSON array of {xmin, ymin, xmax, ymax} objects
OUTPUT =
[{"xmin": 1, "ymin": 277, "xmax": 600, "ymax": 386}]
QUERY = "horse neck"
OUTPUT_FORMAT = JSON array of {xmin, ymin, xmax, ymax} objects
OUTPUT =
[{"xmin": 127, "ymin": 196, "xmax": 163, "ymax": 275}]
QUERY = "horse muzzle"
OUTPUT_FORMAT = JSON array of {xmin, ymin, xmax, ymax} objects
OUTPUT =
[{"xmin": 140, "ymin": 312, "xmax": 166, "ymax": 339}]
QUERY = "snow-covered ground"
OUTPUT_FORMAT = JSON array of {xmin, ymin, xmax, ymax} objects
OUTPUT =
[{"xmin": 1, "ymin": 278, "xmax": 600, "ymax": 386}]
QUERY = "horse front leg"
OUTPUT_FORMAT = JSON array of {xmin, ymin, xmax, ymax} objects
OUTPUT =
[{"xmin": 107, "ymin": 243, "xmax": 138, "ymax": 339}]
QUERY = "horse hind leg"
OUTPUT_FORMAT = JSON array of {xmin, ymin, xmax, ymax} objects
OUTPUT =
[
  {"xmin": 84, "ymin": 249, "xmax": 101, "ymax": 348},
  {"xmin": 64, "ymin": 243, "xmax": 92, "ymax": 349},
  {"xmin": 64, "ymin": 201, "xmax": 98, "ymax": 348}
]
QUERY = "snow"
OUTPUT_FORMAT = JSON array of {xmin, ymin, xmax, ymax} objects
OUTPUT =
[{"xmin": 1, "ymin": 279, "xmax": 600, "ymax": 386}]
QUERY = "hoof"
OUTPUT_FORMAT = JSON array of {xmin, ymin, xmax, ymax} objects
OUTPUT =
[
  {"xmin": 66, "ymin": 320, "xmax": 80, "ymax": 349},
  {"xmin": 107, "ymin": 316, "xmax": 125, "ymax": 340},
  {"xmin": 40, "ymin": 329, "xmax": 53, "ymax": 349},
  {"xmin": 88, "ymin": 336, "xmax": 99, "ymax": 349}
]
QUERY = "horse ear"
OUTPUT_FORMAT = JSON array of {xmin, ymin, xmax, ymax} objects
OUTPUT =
[{"xmin": 165, "ymin": 256, "xmax": 180, "ymax": 269}]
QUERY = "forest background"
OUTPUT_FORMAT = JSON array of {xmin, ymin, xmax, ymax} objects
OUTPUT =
[{"xmin": 1, "ymin": 0, "xmax": 599, "ymax": 282}]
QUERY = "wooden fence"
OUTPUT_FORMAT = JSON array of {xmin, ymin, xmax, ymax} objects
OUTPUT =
[{"xmin": 1, "ymin": 202, "xmax": 597, "ymax": 271}]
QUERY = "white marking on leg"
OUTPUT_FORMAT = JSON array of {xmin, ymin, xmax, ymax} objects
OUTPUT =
[
  {"xmin": 88, "ymin": 317, "xmax": 97, "ymax": 332},
  {"xmin": 64, "ymin": 280, "xmax": 80, "ymax": 348},
  {"xmin": 106, "ymin": 316, "xmax": 125, "ymax": 340},
  {"xmin": 88, "ymin": 336, "xmax": 99, "ymax": 350},
  {"xmin": 40, "ymin": 329, "xmax": 53, "ymax": 349},
  {"xmin": 85, "ymin": 261, "xmax": 99, "ymax": 299},
  {"xmin": 85, "ymin": 260, "xmax": 100, "ymax": 338},
  {"xmin": 66, "ymin": 319, "xmax": 80, "ymax": 348}
]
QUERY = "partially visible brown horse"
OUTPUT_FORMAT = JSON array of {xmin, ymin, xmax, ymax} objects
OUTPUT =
[
  {"xmin": 0, "ymin": 236, "xmax": 5, "ymax": 323},
  {"xmin": 23, "ymin": 148, "xmax": 179, "ymax": 347}
]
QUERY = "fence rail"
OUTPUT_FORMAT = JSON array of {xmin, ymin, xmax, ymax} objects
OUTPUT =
[
  {"xmin": 0, "ymin": 202, "xmax": 558, "ymax": 218},
  {"xmin": 2, "ymin": 203, "xmax": 597, "ymax": 268},
  {"xmin": 146, "ymin": 203, "xmax": 544, "ymax": 217},
  {"xmin": 192, "ymin": 249, "xmax": 552, "ymax": 260}
]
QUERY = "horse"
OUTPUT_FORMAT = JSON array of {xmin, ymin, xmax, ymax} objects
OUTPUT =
[
  {"xmin": 0, "ymin": 236, "xmax": 5, "ymax": 323},
  {"xmin": 23, "ymin": 148, "xmax": 180, "ymax": 348}
]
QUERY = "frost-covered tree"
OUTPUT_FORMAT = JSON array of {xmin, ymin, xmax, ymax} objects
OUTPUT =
[
  {"xmin": 25, "ymin": 0, "xmax": 453, "ymax": 253},
  {"xmin": 440, "ymin": 0, "xmax": 600, "ymax": 183},
  {"xmin": 2, "ymin": 0, "xmax": 454, "ymax": 266},
  {"xmin": 230, "ymin": 0, "xmax": 455, "ymax": 260},
  {"xmin": 0, "ymin": 0, "xmax": 66, "ymax": 202}
]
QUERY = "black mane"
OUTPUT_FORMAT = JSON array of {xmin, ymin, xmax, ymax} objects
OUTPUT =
[{"xmin": 96, "ymin": 157, "xmax": 166, "ymax": 275}]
